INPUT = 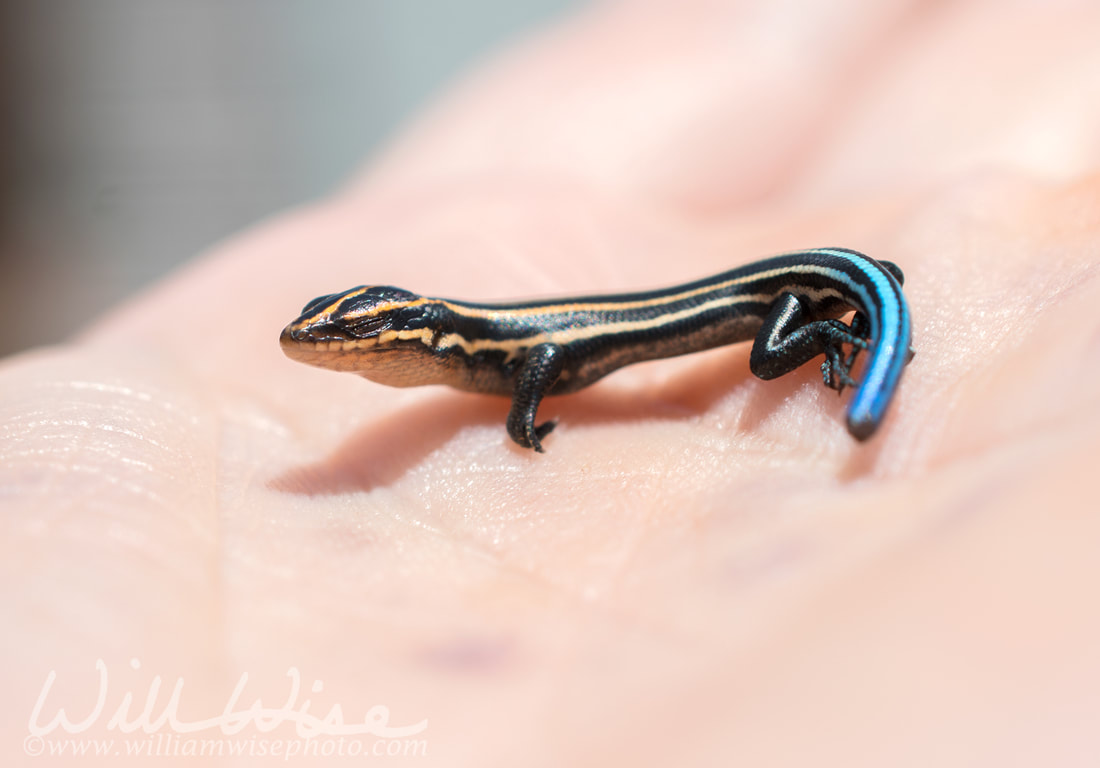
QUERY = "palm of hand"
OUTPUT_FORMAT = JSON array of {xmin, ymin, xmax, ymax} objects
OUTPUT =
[{"xmin": 5, "ymin": 2, "xmax": 1100, "ymax": 764}]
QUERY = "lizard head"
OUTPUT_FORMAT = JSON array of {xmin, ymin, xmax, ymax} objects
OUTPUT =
[{"xmin": 280, "ymin": 285, "xmax": 452, "ymax": 385}]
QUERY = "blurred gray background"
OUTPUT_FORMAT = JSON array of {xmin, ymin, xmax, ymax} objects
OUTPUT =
[{"xmin": 0, "ymin": 0, "xmax": 577, "ymax": 357}]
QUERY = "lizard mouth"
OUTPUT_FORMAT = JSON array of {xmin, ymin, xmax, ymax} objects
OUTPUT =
[{"xmin": 279, "ymin": 324, "xmax": 388, "ymax": 371}]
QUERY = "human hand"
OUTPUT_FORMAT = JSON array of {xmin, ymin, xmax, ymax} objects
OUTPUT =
[{"xmin": 6, "ymin": 1, "xmax": 1100, "ymax": 764}]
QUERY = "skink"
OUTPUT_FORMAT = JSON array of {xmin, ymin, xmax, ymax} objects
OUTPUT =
[{"xmin": 280, "ymin": 248, "xmax": 913, "ymax": 452}]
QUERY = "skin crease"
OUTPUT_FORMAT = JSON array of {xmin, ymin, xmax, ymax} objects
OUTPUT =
[{"xmin": 3, "ymin": 0, "xmax": 1100, "ymax": 764}]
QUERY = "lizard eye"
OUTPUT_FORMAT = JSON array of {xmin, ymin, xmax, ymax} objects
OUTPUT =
[{"xmin": 341, "ymin": 313, "xmax": 390, "ymax": 339}]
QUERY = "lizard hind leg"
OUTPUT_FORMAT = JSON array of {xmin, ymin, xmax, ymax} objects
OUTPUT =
[{"xmin": 749, "ymin": 294, "xmax": 869, "ymax": 390}]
